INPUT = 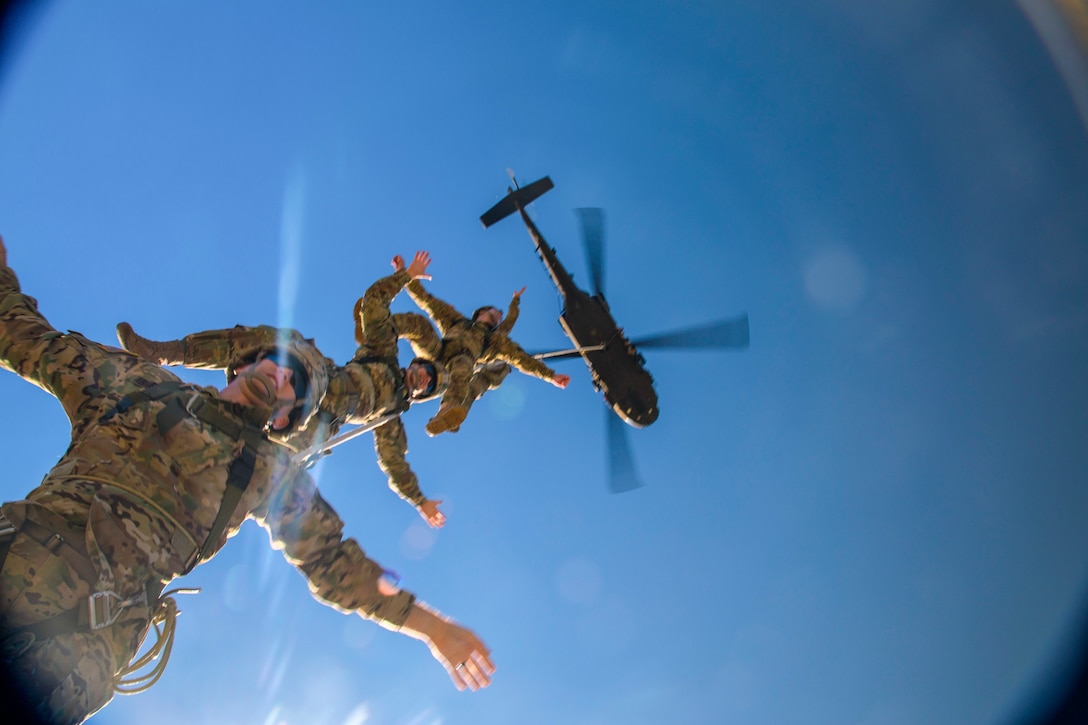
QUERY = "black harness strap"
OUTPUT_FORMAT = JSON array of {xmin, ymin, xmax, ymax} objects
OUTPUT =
[
  {"xmin": 98, "ymin": 379, "xmax": 268, "ymax": 573},
  {"xmin": 99, "ymin": 380, "xmax": 190, "ymax": 424},
  {"xmin": 17, "ymin": 517, "xmax": 98, "ymax": 584},
  {"xmin": 2, "ymin": 381, "xmax": 266, "ymax": 649},
  {"xmin": 149, "ymin": 391, "xmax": 266, "ymax": 570},
  {"xmin": 196, "ymin": 442, "xmax": 257, "ymax": 565}
]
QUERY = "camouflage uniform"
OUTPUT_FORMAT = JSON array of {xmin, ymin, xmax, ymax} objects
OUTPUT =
[
  {"xmin": 118, "ymin": 270, "xmax": 432, "ymax": 514},
  {"xmin": 0, "ymin": 263, "xmax": 416, "ymax": 724},
  {"xmin": 405, "ymin": 280, "xmax": 561, "ymax": 430},
  {"xmin": 393, "ymin": 311, "xmax": 512, "ymax": 415}
]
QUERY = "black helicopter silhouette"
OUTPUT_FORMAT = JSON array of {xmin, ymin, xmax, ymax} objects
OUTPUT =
[{"xmin": 480, "ymin": 174, "xmax": 750, "ymax": 493}]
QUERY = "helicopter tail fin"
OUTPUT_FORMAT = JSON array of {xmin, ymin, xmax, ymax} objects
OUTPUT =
[{"xmin": 480, "ymin": 176, "xmax": 554, "ymax": 228}]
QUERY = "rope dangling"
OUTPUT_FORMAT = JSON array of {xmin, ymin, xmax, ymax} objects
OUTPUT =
[{"xmin": 113, "ymin": 587, "xmax": 199, "ymax": 695}]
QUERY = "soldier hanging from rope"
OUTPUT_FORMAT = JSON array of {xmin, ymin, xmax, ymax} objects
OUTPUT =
[
  {"xmin": 0, "ymin": 238, "xmax": 492, "ymax": 725},
  {"xmin": 400, "ymin": 272, "xmax": 570, "ymax": 436}
]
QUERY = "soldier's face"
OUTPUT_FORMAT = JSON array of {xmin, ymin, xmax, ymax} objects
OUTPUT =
[
  {"xmin": 236, "ymin": 359, "xmax": 298, "ymax": 425},
  {"xmin": 405, "ymin": 364, "xmax": 433, "ymax": 398},
  {"xmin": 476, "ymin": 307, "xmax": 502, "ymax": 328}
]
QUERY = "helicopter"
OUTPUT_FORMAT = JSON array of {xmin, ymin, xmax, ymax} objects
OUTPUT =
[{"xmin": 480, "ymin": 174, "xmax": 750, "ymax": 492}]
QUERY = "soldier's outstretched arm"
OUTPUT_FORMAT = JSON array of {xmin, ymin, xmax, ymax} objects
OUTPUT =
[
  {"xmin": 392, "ymin": 312, "xmax": 442, "ymax": 359},
  {"xmin": 254, "ymin": 465, "xmax": 490, "ymax": 689},
  {"xmin": 254, "ymin": 465, "xmax": 419, "ymax": 624},
  {"xmin": 405, "ymin": 278, "xmax": 463, "ymax": 335},
  {"xmin": 374, "ymin": 418, "xmax": 446, "ymax": 528},
  {"xmin": 0, "ymin": 233, "xmax": 61, "ymax": 383},
  {"xmin": 495, "ymin": 287, "xmax": 524, "ymax": 337},
  {"xmin": 400, "ymin": 600, "xmax": 495, "ymax": 691},
  {"xmin": 486, "ymin": 337, "xmax": 571, "ymax": 388}
]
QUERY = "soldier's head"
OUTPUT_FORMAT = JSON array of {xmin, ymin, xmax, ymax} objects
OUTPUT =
[
  {"xmin": 229, "ymin": 358, "xmax": 303, "ymax": 430},
  {"xmin": 472, "ymin": 306, "xmax": 503, "ymax": 329},
  {"xmin": 405, "ymin": 357, "xmax": 449, "ymax": 402},
  {"xmin": 227, "ymin": 333, "xmax": 331, "ymax": 433}
]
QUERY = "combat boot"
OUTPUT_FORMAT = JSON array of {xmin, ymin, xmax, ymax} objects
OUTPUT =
[
  {"xmin": 425, "ymin": 405, "xmax": 467, "ymax": 436},
  {"xmin": 116, "ymin": 322, "xmax": 186, "ymax": 366}
]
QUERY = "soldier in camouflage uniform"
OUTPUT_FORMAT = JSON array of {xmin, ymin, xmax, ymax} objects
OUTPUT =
[
  {"xmin": 0, "ymin": 238, "xmax": 493, "ymax": 725},
  {"xmin": 116, "ymin": 252, "xmax": 450, "ymax": 528},
  {"xmin": 404, "ymin": 279, "xmax": 570, "ymax": 436}
]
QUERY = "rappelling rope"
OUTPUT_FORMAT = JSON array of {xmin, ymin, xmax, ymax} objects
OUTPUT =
[{"xmin": 113, "ymin": 587, "xmax": 200, "ymax": 695}]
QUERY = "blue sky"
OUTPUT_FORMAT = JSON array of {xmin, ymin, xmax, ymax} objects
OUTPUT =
[{"xmin": 1, "ymin": 2, "xmax": 1087, "ymax": 724}]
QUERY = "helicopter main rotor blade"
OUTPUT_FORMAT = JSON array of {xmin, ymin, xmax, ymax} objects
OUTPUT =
[
  {"xmin": 631, "ymin": 313, "xmax": 750, "ymax": 350},
  {"xmin": 607, "ymin": 406, "xmax": 643, "ymax": 493},
  {"xmin": 576, "ymin": 207, "xmax": 606, "ymax": 297}
]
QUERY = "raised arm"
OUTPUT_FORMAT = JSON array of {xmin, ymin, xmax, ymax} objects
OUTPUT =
[
  {"xmin": 494, "ymin": 287, "xmax": 525, "ymax": 337},
  {"xmin": 0, "ymin": 234, "xmax": 61, "ymax": 387},
  {"xmin": 0, "ymin": 235, "xmax": 108, "ymax": 418},
  {"xmin": 353, "ymin": 251, "xmax": 431, "ymax": 350},
  {"xmin": 405, "ymin": 279, "xmax": 464, "ymax": 335}
]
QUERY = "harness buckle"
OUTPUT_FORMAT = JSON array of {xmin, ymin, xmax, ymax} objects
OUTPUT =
[{"xmin": 88, "ymin": 589, "xmax": 148, "ymax": 630}]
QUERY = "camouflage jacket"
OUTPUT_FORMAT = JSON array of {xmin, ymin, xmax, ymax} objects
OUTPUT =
[
  {"xmin": 125, "ymin": 270, "xmax": 428, "ymax": 509},
  {"xmin": 405, "ymin": 280, "xmax": 560, "ymax": 383},
  {"xmin": 0, "ymin": 263, "xmax": 416, "ymax": 630}
]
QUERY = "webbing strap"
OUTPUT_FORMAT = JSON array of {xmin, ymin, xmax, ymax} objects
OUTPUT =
[
  {"xmin": 195, "ymin": 443, "xmax": 257, "ymax": 565},
  {"xmin": 18, "ymin": 517, "xmax": 98, "ymax": 584},
  {"xmin": 94, "ymin": 380, "xmax": 266, "ymax": 575},
  {"xmin": 99, "ymin": 381, "xmax": 189, "ymax": 424}
]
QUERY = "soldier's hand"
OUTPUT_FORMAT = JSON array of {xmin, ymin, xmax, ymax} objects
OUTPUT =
[
  {"xmin": 406, "ymin": 250, "xmax": 432, "ymax": 281},
  {"xmin": 420, "ymin": 499, "xmax": 446, "ymax": 528},
  {"xmin": 553, "ymin": 374, "xmax": 571, "ymax": 389},
  {"xmin": 0, "ymin": 234, "xmax": 7, "ymax": 267},
  {"xmin": 430, "ymin": 619, "xmax": 494, "ymax": 691},
  {"xmin": 402, "ymin": 602, "xmax": 495, "ymax": 691},
  {"xmin": 512, "ymin": 286, "xmax": 525, "ymax": 300},
  {"xmin": 391, "ymin": 254, "xmax": 406, "ymax": 272}
]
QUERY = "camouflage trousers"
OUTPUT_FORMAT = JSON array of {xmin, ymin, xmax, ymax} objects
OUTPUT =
[
  {"xmin": 0, "ymin": 498, "xmax": 159, "ymax": 725},
  {"xmin": 461, "ymin": 362, "xmax": 511, "ymax": 417}
]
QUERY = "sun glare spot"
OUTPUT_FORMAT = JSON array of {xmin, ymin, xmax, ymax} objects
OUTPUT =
[
  {"xmin": 278, "ymin": 165, "xmax": 307, "ymax": 330},
  {"xmin": 261, "ymin": 706, "xmax": 286, "ymax": 725},
  {"xmin": 343, "ymin": 703, "xmax": 371, "ymax": 725},
  {"xmin": 803, "ymin": 246, "xmax": 868, "ymax": 313},
  {"xmin": 556, "ymin": 557, "xmax": 603, "ymax": 605},
  {"xmin": 486, "ymin": 378, "xmax": 526, "ymax": 420},
  {"xmin": 406, "ymin": 708, "xmax": 444, "ymax": 725},
  {"xmin": 400, "ymin": 521, "xmax": 437, "ymax": 560},
  {"xmin": 223, "ymin": 564, "xmax": 250, "ymax": 612}
]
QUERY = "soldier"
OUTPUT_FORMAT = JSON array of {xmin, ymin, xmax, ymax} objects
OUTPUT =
[
  {"xmin": 0, "ymin": 237, "xmax": 493, "ymax": 725},
  {"xmin": 116, "ymin": 252, "xmax": 450, "ymax": 528},
  {"xmin": 403, "ymin": 277, "xmax": 570, "ymax": 436}
]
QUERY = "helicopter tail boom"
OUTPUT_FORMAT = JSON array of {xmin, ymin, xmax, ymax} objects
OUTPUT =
[{"xmin": 479, "ymin": 176, "xmax": 554, "ymax": 228}]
